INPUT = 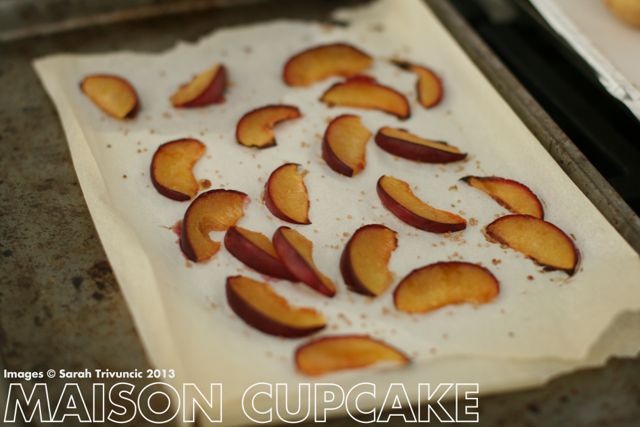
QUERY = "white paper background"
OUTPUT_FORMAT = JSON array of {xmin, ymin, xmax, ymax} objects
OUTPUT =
[{"xmin": 34, "ymin": 0, "xmax": 640, "ymax": 424}]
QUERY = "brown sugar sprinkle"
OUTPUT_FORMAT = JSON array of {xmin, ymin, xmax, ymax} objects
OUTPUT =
[
  {"xmin": 107, "ymin": 144, "xmax": 112, "ymax": 148},
  {"xmin": 527, "ymin": 275, "xmax": 534, "ymax": 281},
  {"xmin": 508, "ymin": 331, "xmax": 515, "ymax": 338},
  {"xmin": 149, "ymin": 129, "xmax": 155, "ymax": 134},
  {"xmin": 448, "ymin": 185, "xmax": 458, "ymax": 191},
  {"xmin": 342, "ymin": 232, "xmax": 350, "ymax": 237},
  {"xmin": 162, "ymin": 112, "xmax": 172, "ymax": 119},
  {"xmin": 122, "ymin": 174, "xmax": 127, "ymax": 179},
  {"xmin": 314, "ymin": 133, "xmax": 322, "ymax": 140},
  {"xmin": 300, "ymin": 141, "xmax": 310, "ymax": 148},
  {"xmin": 199, "ymin": 179, "xmax": 212, "ymax": 189},
  {"xmin": 321, "ymin": 24, "xmax": 334, "ymax": 33},
  {"xmin": 469, "ymin": 217, "xmax": 478, "ymax": 226},
  {"xmin": 492, "ymin": 259, "xmax": 502, "ymax": 266},
  {"xmin": 337, "ymin": 313, "xmax": 352, "ymax": 326},
  {"xmin": 243, "ymin": 46, "xmax": 252, "ymax": 54},
  {"xmin": 382, "ymin": 307, "xmax": 392, "ymax": 316},
  {"xmin": 443, "ymin": 232, "xmax": 465, "ymax": 243},
  {"xmin": 430, "ymin": 347, "xmax": 438, "ymax": 355}
]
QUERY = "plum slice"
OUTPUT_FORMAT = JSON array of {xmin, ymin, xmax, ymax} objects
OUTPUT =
[
  {"xmin": 236, "ymin": 105, "xmax": 302, "ymax": 148},
  {"xmin": 224, "ymin": 226, "xmax": 296, "ymax": 281},
  {"xmin": 264, "ymin": 163, "xmax": 311, "ymax": 225},
  {"xmin": 392, "ymin": 60, "xmax": 443, "ymax": 109},
  {"xmin": 394, "ymin": 261, "xmax": 499, "ymax": 314},
  {"xmin": 295, "ymin": 335, "xmax": 409, "ymax": 376},
  {"xmin": 340, "ymin": 224, "xmax": 397, "ymax": 296},
  {"xmin": 180, "ymin": 189, "xmax": 247, "ymax": 262},
  {"xmin": 150, "ymin": 138, "xmax": 206, "ymax": 201},
  {"xmin": 462, "ymin": 176, "xmax": 544, "ymax": 219},
  {"xmin": 320, "ymin": 75, "xmax": 411, "ymax": 120},
  {"xmin": 322, "ymin": 114, "xmax": 371, "ymax": 177},
  {"xmin": 226, "ymin": 275, "xmax": 325, "ymax": 338},
  {"xmin": 377, "ymin": 175, "xmax": 466, "ymax": 233},
  {"xmin": 273, "ymin": 227, "xmax": 336, "ymax": 297},
  {"xmin": 283, "ymin": 43, "xmax": 373, "ymax": 86},
  {"xmin": 485, "ymin": 215, "xmax": 579, "ymax": 275},
  {"xmin": 375, "ymin": 127, "xmax": 466, "ymax": 163},
  {"xmin": 170, "ymin": 64, "xmax": 227, "ymax": 108},
  {"xmin": 80, "ymin": 74, "xmax": 139, "ymax": 119}
]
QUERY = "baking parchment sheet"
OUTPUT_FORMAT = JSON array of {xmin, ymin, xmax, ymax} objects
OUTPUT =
[{"xmin": 34, "ymin": 0, "xmax": 640, "ymax": 423}]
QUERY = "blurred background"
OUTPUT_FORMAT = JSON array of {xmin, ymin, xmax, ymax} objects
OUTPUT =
[{"xmin": 2, "ymin": 0, "xmax": 638, "ymax": 214}]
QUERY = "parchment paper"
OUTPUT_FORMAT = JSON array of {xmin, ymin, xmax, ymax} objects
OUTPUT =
[{"xmin": 34, "ymin": 0, "xmax": 640, "ymax": 424}]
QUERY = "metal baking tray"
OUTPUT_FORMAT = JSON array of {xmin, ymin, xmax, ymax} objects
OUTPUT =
[{"xmin": 1, "ymin": 0, "xmax": 638, "ymax": 425}]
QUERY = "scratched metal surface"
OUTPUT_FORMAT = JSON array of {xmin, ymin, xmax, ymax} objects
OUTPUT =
[{"xmin": 0, "ymin": 0, "xmax": 638, "ymax": 426}]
